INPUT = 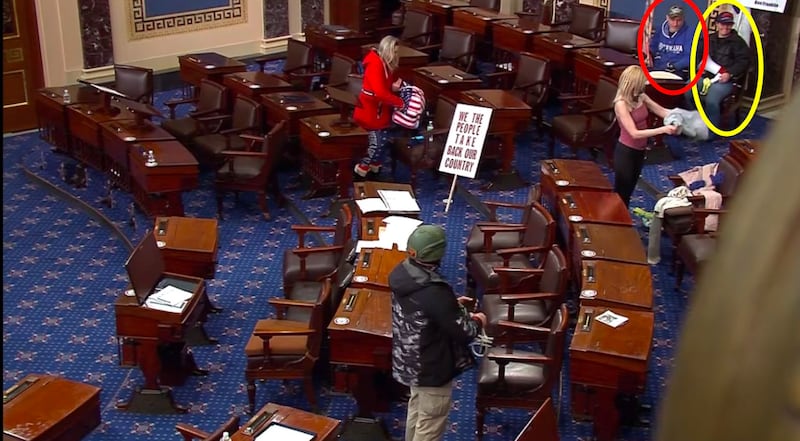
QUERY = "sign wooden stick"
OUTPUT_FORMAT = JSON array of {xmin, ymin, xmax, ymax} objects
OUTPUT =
[{"xmin": 445, "ymin": 175, "xmax": 458, "ymax": 213}]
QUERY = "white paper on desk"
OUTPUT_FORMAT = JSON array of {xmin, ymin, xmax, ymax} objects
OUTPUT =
[
  {"xmin": 355, "ymin": 198, "xmax": 388, "ymax": 213},
  {"xmin": 380, "ymin": 216, "xmax": 421, "ymax": 250},
  {"xmin": 144, "ymin": 285, "xmax": 193, "ymax": 312},
  {"xmin": 595, "ymin": 310, "xmax": 629, "ymax": 328},
  {"xmin": 377, "ymin": 189, "xmax": 420, "ymax": 212},
  {"xmin": 256, "ymin": 423, "xmax": 314, "ymax": 441},
  {"xmin": 144, "ymin": 299, "xmax": 185, "ymax": 313}
]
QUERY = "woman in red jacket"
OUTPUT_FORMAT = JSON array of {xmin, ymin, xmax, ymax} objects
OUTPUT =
[{"xmin": 353, "ymin": 35, "xmax": 405, "ymax": 177}]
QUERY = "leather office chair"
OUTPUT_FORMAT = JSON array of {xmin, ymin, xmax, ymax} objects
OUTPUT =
[
  {"xmin": 603, "ymin": 19, "xmax": 640, "ymax": 54},
  {"xmin": 282, "ymin": 204, "xmax": 353, "ymax": 296},
  {"xmin": 661, "ymin": 154, "xmax": 744, "ymax": 272},
  {"xmin": 486, "ymin": 52, "xmax": 552, "ymax": 136},
  {"xmin": 424, "ymin": 26, "xmax": 478, "ymax": 73},
  {"xmin": 161, "ymin": 79, "xmax": 227, "ymax": 147},
  {"xmin": 175, "ymin": 416, "xmax": 240, "ymax": 441},
  {"xmin": 550, "ymin": 75, "xmax": 618, "ymax": 166},
  {"xmin": 674, "ymin": 208, "xmax": 727, "ymax": 290},
  {"xmin": 378, "ymin": 9, "xmax": 436, "ymax": 49},
  {"xmin": 465, "ymin": 184, "xmax": 541, "ymax": 265},
  {"xmin": 255, "ymin": 39, "xmax": 316, "ymax": 91},
  {"xmin": 310, "ymin": 53, "xmax": 357, "ymax": 102},
  {"xmin": 285, "ymin": 243, "xmax": 355, "ymax": 324},
  {"xmin": 214, "ymin": 120, "xmax": 288, "ymax": 220},
  {"xmin": 470, "ymin": 0, "xmax": 500, "ymax": 12},
  {"xmin": 514, "ymin": 397, "xmax": 560, "ymax": 441},
  {"xmin": 720, "ymin": 69, "xmax": 752, "ymax": 129},
  {"xmin": 564, "ymin": 4, "xmax": 605, "ymax": 41},
  {"xmin": 390, "ymin": 95, "xmax": 457, "ymax": 188},
  {"xmin": 192, "ymin": 95, "xmax": 262, "ymax": 166},
  {"xmin": 113, "ymin": 64, "xmax": 154, "ymax": 104},
  {"xmin": 244, "ymin": 280, "xmax": 330, "ymax": 412},
  {"xmin": 475, "ymin": 304, "xmax": 569, "ymax": 441},
  {"xmin": 482, "ymin": 245, "xmax": 568, "ymax": 337},
  {"xmin": 467, "ymin": 201, "xmax": 556, "ymax": 295}
]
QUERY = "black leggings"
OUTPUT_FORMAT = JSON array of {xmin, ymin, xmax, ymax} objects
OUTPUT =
[{"xmin": 613, "ymin": 142, "xmax": 646, "ymax": 208}]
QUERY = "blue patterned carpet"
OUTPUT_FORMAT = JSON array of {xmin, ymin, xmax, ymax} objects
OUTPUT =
[{"xmin": 2, "ymin": 59, "xmax": 772, "ymax": 440}]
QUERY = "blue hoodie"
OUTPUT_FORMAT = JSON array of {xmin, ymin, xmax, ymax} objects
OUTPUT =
[{"xmin": 650, "ymin": 20, "xmax": 692, "ymax": 73}]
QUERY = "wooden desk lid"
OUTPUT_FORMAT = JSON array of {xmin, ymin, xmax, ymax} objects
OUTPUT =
[
  {"xmin": 574, "ymin": 223, "xmax": 647, "ymax": 265},
  {"xmin": 328, "ymin": 288, "xmax": 391, "ymax": 338},
  {"xmin": 570, "ymin": 306, "xmax": 654, "ymax": 363},
  {"xmin": 541, "ymin": 159, "xmax": 613, "ymax": 190},
  {"xmin": 155, "ymin": 216, "xmax": 218, "ymax": 253},
  {"xmin": 4, "ymin": 374, "xmax": 100, "ymax": 440},
  {"xmin": 560, "ymin": 191, "xmax": 633, "ymax": 225}
]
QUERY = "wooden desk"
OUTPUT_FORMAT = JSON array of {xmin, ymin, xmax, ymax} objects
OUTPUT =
[
  {"xmin": 491, "ymin": 18, "xmax": 557, "ymax": 56},
  {"xmin": 353, "ymin": 181, "xmax": 418, "ymax": 239},
  {"xmin": 533, "ymin": 32, "xmax": 593, "ymax": 91},
  {"xmin": 178, "ymin": 52, "xmax": 247, "ymax": 96},
  {"xmin": 570, "ymin": 223, "xmax": 647, "ymax": 287},
  {"xmin": 328, "ymin": 287, "xmax": 392, "ymax": 417},
  {"xmin": 353, "ymin": 248, "xmax": 407, "ymax": 291},
  {"xmin": 298, "ymin": 114, "xmax": 368, "ymax": 212},
  {"xmin": 728, "ymin": 139, "xmax": 760, "ymax": 169},
  {"xmin": 539, "ymin": 159, "xmax": 613, "ymax": 217},
  {"xmin": 570, "ymin": 305, "xmax": 654, "ymax": 441},
  {"xmin": 580, "ymin": 260, "xmax": 652, "ymax": 310},
  {"xmin": 232, "ymin": 402, "xmax": 340, "ymax": 441},
  {"xmin": 555, "ymin": 190, "xmax": 633, "ymax": 252},
  {"xmin": 408, "ymin": 0, "xmax": 471, "ymax": 40},
  {"xmin": 128, "ymin": 140, "xmax": 199, "ymax": 217},
  {"xmin": 154, "ymin": 216, "xmax": 219, "ymax": 279},
  {"xmin": 36, "ymin": 85, "xmax": 103, "ymax": 155},
  {"xmin": 413, "ymin": 65, "xmax": 482, "ymax": 109},
  {"xmin": 3, "ymin": 374, "xmax": 101, "ymax": 441},
  {"xmin": 573, "ymin": 47, "xmax": 637, "ymax": 93},
  {"xmin": 100, "ymin": 119, "xmax": 174, "ymax": 193},
  {"xmin": 305, "ymin": 25, "xmax": 375, "ymax": 62},
  {"xmin": 262, "ymin": 91, "xmax": 336, "ymax": 138},
  {"xmin": 452, "ymin": 7, "xmax": 516, "ymax": 40},
  {"xmin": 66, "ymin": 103, "xmax": 129, "ymax": 171},
  {"xmin": 461, "ymin": 89, "xmax": 531, "ymax": 190},
  {"xmin": 361, "ymin": 44, "xmax": 430, "ymax": 81},
  {"xmin": 115, "ymin": 274, "xmax": 210, "ymax": 413},
  {"xmin": 222, "ymin": 72, "xmax": 295, "ymax": 124}
]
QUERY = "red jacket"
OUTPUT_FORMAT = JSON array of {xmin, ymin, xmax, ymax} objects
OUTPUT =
[{"xmin": 353, "ymin": 50, "xmax": 404, "ymax": 130}]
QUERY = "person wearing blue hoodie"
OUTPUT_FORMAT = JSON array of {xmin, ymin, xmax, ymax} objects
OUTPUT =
[{"xmin": 649, "ymin": 5, "xmax": 692, "ymax": 80}]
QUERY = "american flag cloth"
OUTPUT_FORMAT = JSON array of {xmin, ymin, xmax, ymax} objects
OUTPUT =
[
  {"xmin": 393, "ymin": 82, "xmax": 426, "ymax": 129},
  {"xmin": 643, "ymin": 0, "xmax": 654, "ymax": 65}
]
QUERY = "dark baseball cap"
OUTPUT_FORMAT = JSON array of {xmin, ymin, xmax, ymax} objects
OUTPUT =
[
  {"xmin": 668, "ymin": 5, "xmax": 684, "ymax": 17},
  {"xmin": 717, "ymin": 11, "xmax": 735, "ymax": 24}
]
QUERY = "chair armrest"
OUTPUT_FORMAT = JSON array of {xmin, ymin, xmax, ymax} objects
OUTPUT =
[
  {"xmin": 376, "ymin": 24, "xmax": 404, "ymax": 36},
  {"xmin": 498, "ymin": 292, "xmax": 561, "ymax": 302},
  {"xmin": 195, "ymin": 114, "xmax": 232, "ymax": 124},
  {"xmin": 253, "ymin": 319, "xmax": 314, "ymax": 337},
  {"xmin": 284, "ymin": 63, "xmax": 314, "ymax": 74},
  {"xmin": 402, "ymin": 30, "xmax": 437, "ymax": 43},
  {"xmin": 558, "ymin": 93, "xmax": 594, "ymax": 103},
  {"xmin": 495, "ymin": 245, "xmax": 550, "ymax": 258},
  {"xmin": 269, "ymin": 298, "xmax": 317, "ymax": 309},
  {"xmin": 487, "ymin": 352, "xmax": 553, "ymax": 365},
  {"xmin": 497, "ymin": 319, "xmax": 550, "ymax": 334},
  {"xmin": 291, "ymin": 224, "xmax": 337, "ymax": 247},
  {"xmin": 174, "ymin": 423, "xmax": 211, "ymax": 441},
  {"xmin": 291, "ymin": 245, "xmax": 343, "ymax": 258},
  {"xmin": 483, "ymin": 70, "xmax": 516, "ymax": 89},
  {"xmin": 572, "ymin": 42, "xmax": 604, "ymax": 49},
  {"xmin": 476, "ymin": 224, "xmax": 525, "ymax": 234},
  {"xmin": 218, "ymin": 150, "xmax": 267, "ymax": 158},
  {"xmin": 415, "ymin": 43, "xmax": 442, "ymax": 53}
]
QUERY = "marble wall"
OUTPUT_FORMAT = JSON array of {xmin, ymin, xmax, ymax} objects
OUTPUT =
[
  {"xmin": 263, "ymin": 0, "xmax": 289, "ymax": 38},
  {"xmin": 78, "ymin": 0, "xmax": 114, "ymax": 69},
  {"xmin": 301, "ymin": 0, "xmax": 324, "ymax": 30}
]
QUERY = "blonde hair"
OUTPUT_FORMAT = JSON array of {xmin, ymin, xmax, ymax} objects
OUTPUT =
[
  {"xmin": 615, "ymin": 65, "xmax": 647, "ymax": 108},
  {"xmin": 377, "ymin": 35, "xmax": 400, "ymax": 72}
]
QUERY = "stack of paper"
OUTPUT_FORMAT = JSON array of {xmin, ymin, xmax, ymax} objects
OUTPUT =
[
  {"xmin": 144, "ymin": 285, "xmax": 193, "ymax": 313},
  {"xmin": 256, "ymin": 423, "xmax": 314, "ymax": 441},
  {"xmin": 594, "ymin": 310, "xmax": 629, "ymax": 328},
  {"xmin": 378, "ymin": 190, "xmax": 421, "ymax": 212},
  {"xmin": 356, "ymin": 216, "xmax": 423, "ymax": 252}
]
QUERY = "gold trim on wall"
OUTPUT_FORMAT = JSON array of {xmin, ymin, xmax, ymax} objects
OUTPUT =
[
  {"xmin": 3, "ymin": 0, "xmax": 20, "ymax": 40},
  {"xmin": 126, "ymin": 0, "xmax": 248, "ymax": 41},
  {"xmin": 3, "ymin": 69, "xmax": 29, "ymax": 108}
]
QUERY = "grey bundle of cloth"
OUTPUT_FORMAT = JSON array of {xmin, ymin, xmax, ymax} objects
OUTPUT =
[{"xmin": 664, "ymin": 108, "xmax": 710, "ymax": 141}]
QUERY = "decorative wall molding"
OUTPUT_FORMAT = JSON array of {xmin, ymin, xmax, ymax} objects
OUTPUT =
[{"xmin": 127, "ymin": 0, "xmax": 247, "ymax": 40}]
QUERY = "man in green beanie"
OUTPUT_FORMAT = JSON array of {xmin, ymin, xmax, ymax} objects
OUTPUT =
[{"xmin": 388, "ymin": 224, "xmax": 486, "ymax": 441}]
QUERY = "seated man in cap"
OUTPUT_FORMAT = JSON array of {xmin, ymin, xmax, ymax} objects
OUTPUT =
[
  {"xmin": 388, "ymin": 224, "xmax": 486, "ymax": 441},
  {"xmin": 649, "ymin": 5, "xmax": 693, "ymax": 80},
  {"xmin": 685, "ymin": 10, "xmax": 751, "ymax": 131}
]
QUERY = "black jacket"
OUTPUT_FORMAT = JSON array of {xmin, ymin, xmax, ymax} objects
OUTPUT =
[
  {"xmin": 388, "ymin": 258, "xmax": 481, "ymax": 387},
  {"xmin": 702, "ymin": 30, "xmax": 751, "ymax": 81}
]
